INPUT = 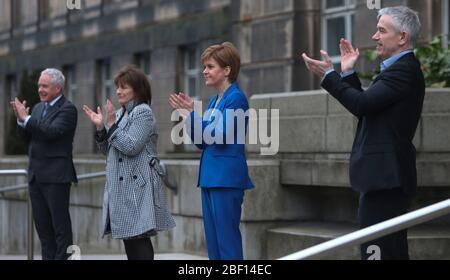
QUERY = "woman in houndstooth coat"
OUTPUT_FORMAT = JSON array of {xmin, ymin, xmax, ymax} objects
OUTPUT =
[{"xmin": 83, "ymin": 65, "xmax": 175, "ymax": 260}]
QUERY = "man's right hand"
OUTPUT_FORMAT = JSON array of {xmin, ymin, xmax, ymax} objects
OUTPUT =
[
  {"xmin": 11, "ymin": 98, "xmax": 30, "ymax": 122},
  {"xmin": 340, "ymin": 38, "xmax": 360, "ymax": 73}
]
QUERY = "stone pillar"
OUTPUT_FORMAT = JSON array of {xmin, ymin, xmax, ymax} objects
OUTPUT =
[{"xmin": 73, "ymin": 61, "xmax": 98, "ymax": 154}]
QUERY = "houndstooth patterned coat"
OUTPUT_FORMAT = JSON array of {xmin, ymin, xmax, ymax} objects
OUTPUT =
[{"xmin": 96, "ymin": 102, "xmax": 175, "ymax": 239}]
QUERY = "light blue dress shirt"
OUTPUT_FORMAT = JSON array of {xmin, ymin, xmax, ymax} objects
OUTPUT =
[{"xmin": 323, "ymin": 49, "xmax": 414, "ymax": 80}]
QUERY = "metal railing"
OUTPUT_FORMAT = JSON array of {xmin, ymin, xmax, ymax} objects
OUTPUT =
[
  {"xmin": 0, "ymin": 169, "xmax": 32, "ymax": 260},
  {"xmin": 278, "ymin": 198, "xmax": 450, "ymax": 260},
  {"xmin": 0, "ymin": 163, "xmax": 178, "ymax": 260}
]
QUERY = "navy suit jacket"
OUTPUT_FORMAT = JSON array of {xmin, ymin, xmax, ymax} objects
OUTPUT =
[
  {"xmin": 321, "ymin": 53, "xmax": 425, "ymax": 194},
  {"xmin": 18, "ymin": 96, "xmax": 78, "ymax": 184},
  {"xmin": 186, "ymin": 83, "xmax": 254, "ymax": 189}
]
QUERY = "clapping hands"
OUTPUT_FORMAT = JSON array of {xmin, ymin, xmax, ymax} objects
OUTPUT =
[
  {"xmin": 169, "ymin": 92, "xmax": 194, "ymax": 119},
  {"xmin": 83, "ymin": 99, "xmax": 117, "ymax": 130},
  {"xmin": 10, "ymin": 98, "xmax": 30, "ymax": 122},
  {"xmin": 339, "ymin": 38, "xmax": 360, "ymax": 72}
]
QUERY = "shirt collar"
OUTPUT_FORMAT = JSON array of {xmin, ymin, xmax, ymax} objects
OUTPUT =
[
  {"xmin": 380, "ymin": 49, "xmax": 413, "ymax": 72},
  {"xmin": 47, "ymin": 94, "xmax": 63, "ymax": 106}
]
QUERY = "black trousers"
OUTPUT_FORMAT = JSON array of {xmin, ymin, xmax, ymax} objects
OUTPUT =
[
  {"xmin": 29, "ymin": 179, "xmax": 73, "ymax": 260},
  {"xmin": 358, "ymin": 187, "xmax": 412, "ymax": 260},
  {"xmin": 123, "ymin": 238, "xmax": 154, "ymax": 260}
]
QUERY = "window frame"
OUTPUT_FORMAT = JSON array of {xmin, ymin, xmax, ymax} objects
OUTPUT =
[
  {"xmin": 182, "ymin": 46, "xmax": 200, "ymax": 98},
  {"xmin": 134, "ymin": 51, "xmax": 152, "ymax": 81},
  {"xmin": 97, "ymin": 58, "xmax": 112, "ymax": 108},
  {"xmin": 321, "ymin": 0, "xmax": 356, "ymax": 69},
  {"xmin": 64, "ymin": 65, "xmax": 78, "ymax": 103}
]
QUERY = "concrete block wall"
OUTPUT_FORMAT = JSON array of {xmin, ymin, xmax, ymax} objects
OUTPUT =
[
  {"xmin": 0, "ymin": 157, "xmax": 125, "ymax": 255},
  {"xmin": 153, "ymin": 158, "xmax": 324, "ymax": 259}
]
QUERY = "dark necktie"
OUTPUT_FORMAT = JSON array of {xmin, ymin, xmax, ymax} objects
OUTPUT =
[{"xmin": 42, "ymin": 103, "xmax": 49, "ymax": 118}]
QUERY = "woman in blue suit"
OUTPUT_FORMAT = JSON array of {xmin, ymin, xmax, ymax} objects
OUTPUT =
[{"xmin": 169, "ymin": 42, "xmax": 254, "ymax": 260}]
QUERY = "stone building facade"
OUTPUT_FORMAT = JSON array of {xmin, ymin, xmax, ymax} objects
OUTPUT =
[
  {"xmin": 1, "ymin": 0, "xmax": 450, "ymax": 259},
  {"xmin": 0, "ymin": 0, "xmax": 448, "ymax": 156}
]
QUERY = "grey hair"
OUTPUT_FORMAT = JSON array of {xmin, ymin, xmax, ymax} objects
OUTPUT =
[
  {"xmin": 378, "ymin": 6, "xmax": 421, "ymax": 48},
  {"xmin": 41, "ymin": 68, "xmax": 65, "ymax": 91}
]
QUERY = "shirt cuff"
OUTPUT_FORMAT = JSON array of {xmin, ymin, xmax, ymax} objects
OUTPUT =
[
  {"xmin": 341, "ymin": 70, "xmax": 355, "ymax": 78},
  {"xmin": 17, "ymin": 116, "xmax": 31, "ymax": 128},
  {"xmin": 321, "ymin": 69, "xmax": 336, "ymax": 82}
]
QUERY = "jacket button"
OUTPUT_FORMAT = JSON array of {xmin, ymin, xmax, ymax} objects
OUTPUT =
[
  {"xmin": 119, "ymin": 177, "xmax": 123, "ymax": 181},
  {"xmin": 133, "ymin": 175, "xmax": 137, "ymax": 180},
  {"xmin": 119, "ymin": 158, "xmax": 123, "ymax": 162}
]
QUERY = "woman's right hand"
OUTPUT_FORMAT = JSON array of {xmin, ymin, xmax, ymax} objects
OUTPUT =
[
  {"xmin": 169, "ymin": 92, "xmax": 194, "ymax": 118},
  {"xmin": 83, "ymin": 105, "xmax": 104, "ymax": 130}
]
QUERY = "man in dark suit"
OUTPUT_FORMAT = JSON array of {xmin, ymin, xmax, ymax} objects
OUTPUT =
[
  {"xmin": 10, "ymin": 68, "xmax": 78, "ymax": 260},
  {"xmin": 302, "ymin": 6, "xmax": 424, "ymax": 260}
]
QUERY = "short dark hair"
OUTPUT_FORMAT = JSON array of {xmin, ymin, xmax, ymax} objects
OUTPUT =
[
  {"xmin": 201, "ymin": 42, "xmax": 241, "ymax": 83},
  {"xmin": 114, "ymin": 65, "xmax": 152, "ymax": 104}
]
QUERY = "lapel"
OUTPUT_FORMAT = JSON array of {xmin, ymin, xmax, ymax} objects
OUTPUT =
[
  {"xmin": 205, "ymin": 83, "xmax": 237, "ymax": 123},
  {"xmin": 369, "ymin": 52, "xmax": 415, "ymax": 88},
  {"xmin": 107, "ymin": 107, "xmax": 128, "ymax": 150},
  {"xmin": 33, "ymin": 102, "xmax": 46, "ymax": 120},
  {"xmin": 41, "ymin": 96, "xmax": 66, "ymax": 121},
  {"xmin": 117, "ymin": 107, "xmax": 129, "ymax": 129},
  {"xmin": 370, "ymin": 75, "xmax": 382, "ymax": 87}
]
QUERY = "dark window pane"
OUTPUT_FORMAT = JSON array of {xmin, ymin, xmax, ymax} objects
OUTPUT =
[
  {"xmin": 188, "ymin": 77, "xmax": 196, "ymax": 96},
  {"xmin": 105, "ymin": 86, "xmax": 111, "ymax": 100},
  {"xmin": 351, "ymin": 14, "xmax": 355, "ymax": 40},
  {"xmin": 326, "ymin": 17, "xmax": 345, "ymax": 56},
  {"xmin": 326, "ymin": 0, "xmax": 345, "ymax": 9},
  {"xmin": 144, "ymin": 57, "xmax": 151, "ymax": 74},
  {"xmin": 104, "ymin": 62, "xmax": 110, "ymax": 79},
  {"xmin": 188, "ymin": 49, "xmax": 196, "ymax": 69}
]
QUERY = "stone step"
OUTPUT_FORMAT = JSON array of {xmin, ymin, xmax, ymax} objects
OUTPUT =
[{"xmin": 267, "ymin": 221, "xmax": 450, "ymax": 260}]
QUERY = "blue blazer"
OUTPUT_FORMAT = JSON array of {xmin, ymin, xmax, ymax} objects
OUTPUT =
[{"xmin": 186, "ymin": 82, "xmax": 254, "ymax": 190}]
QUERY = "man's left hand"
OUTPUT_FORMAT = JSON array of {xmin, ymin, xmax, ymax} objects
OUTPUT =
[{"xmin": 302, "ymin": 50, "xmax": 334, "ymax": 77}]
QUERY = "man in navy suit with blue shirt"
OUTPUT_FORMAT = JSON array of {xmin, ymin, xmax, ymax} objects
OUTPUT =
[
  {"xmin": 11, "ymin": 68, "xmax": 77, "ymax": 260},
  {"xmin": 302, "ymin": 6, "xmax": 425, "ymax": 260}
]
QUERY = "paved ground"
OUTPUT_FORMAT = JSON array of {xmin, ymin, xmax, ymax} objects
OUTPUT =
[{"xmin": 0, "ymin": 253, "xmax": 208, "ymax": 260}]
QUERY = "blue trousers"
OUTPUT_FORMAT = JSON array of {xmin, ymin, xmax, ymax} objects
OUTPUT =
[{"xmin": 201, "ymin": 188, "xmax": 244, "ymax": 260}]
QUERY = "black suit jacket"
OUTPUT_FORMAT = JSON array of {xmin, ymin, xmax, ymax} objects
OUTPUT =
[
  {"xmin": 18, "ymin": 96, "xmax": 78, "ymax": 184},
  {"xmin": 322, "ymin": 53, "xmax": 425, "ymax": 194}
]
